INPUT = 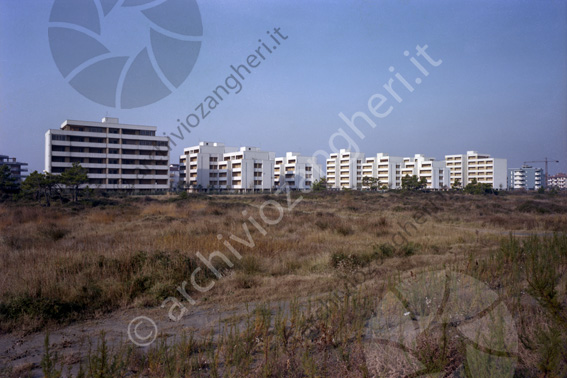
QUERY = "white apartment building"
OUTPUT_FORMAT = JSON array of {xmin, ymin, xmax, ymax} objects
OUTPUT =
[
  {"xmin": 180, "ymin": 142, "xmax": 275, "ymax": 192},
  {"xmin": 326, "ymin": 149, "xmax": 365, "ymax": 189},
  {"xmin": 445, "ymin": 151, "xmax": 507, "ymax": 189},
  {"xmin": 400, "ymin": 154, "xmax": 449, "ymax": 189},
  {"xmin": 548, "ymin": 173, "xmax": 567, "ymax": 190},
  {"xmin": 375, "ymin": 153, "xmax": 404, "ymax": 189},
  {"xmin": 221, "ymin": 147, "xmax": 275, "ymax": 192},
  {"xmin": 361, "ymin": 156, "xmax": 378, "ymax": 189},
  {"xmin": 445, "ymin": 153, "xmax": 467, "ymax": 187},
  {"xmin": 179, "ymin": 142, "xmax": 238, "ymax": 190},
  {"xmin": 465, "ymin": 151, "xmax": 507, "ymax": 189},
  {"xmin": 274, "ymin": 152, "xmax": 322, "ymax": 190},
  {"xmin": 362, "ymin": 153, "xmax": 405, "ymax": 189},
  {"xmin": 45, "ymin": 117, "xmax": 169, "ymax": 191}
]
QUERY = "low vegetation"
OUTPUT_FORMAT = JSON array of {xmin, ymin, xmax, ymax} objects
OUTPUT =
[{"xmin": 0, "ymin": 190, "xmax": 566, "ymax": 376}]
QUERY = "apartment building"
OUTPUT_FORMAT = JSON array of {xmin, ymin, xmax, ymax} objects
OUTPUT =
[
  {"xmin": 445, "ymin": 154, "xmax": 467, "ymax": 187},
  {"xmin": 179, "ymin": 143, "xmax": 275, "ymax": 192},
  {"xmin": 401, "ymin": 154, "xmax": 449, "ymax": 189},
  {"xmin": 361, "ymin": 156, "xmax": 378, "ymax": 189},
  {"xmin": 45, "ymin": 117, "xmax": 169, "ymax": 191},
  {"xmin": 445, "ymin": 151, "xmax": 507, "ymax": 189},
  {"xmin": 179, "ymin": 142, "xmax": 238, "ymax": 190},
  {"xmin": 326, "ymin": 149, "xmax": 365, "ymax": 189},
  {"xmin": 508, "ymin": 166, "xmax": 543, "ymax": 190},
  {"xmin": 376, "ymin": 153, "xmax": 404, "ymax": 189},
  {"xmin": 222, "ymin": 147, "xmax": 275, "ymax": 192},
  {"xmin": 465, "ymin": 151, "xmax": 507, "ymax": 189},
  {"xmin": 0, "ymin": 155, "xmax": 28, "ymax": 182},
  {"xmin": 274, "ymin": 152, "xmax": 321, "ymax": 190},
  {"xmin": 361, "ymin": 154, "xmax": 403, "ymax": 189},
  {"xmin": 548, "ymin": 173, "xmax": 567, "ymax": 190}
]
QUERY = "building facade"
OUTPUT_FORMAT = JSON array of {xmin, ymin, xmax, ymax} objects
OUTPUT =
[
  {"xmin": 445, "ymin": 153, "xmax": 467, "ymax": 187},
  {"xmin": 445, "ymin": 151, "xmax": 507, "ymax": 189},
  {"xmin": 326, "ymin": 149, "xmax": 365, "ymax": 189},
  {"xmin": 45, "ymin": 117, "xmax": 170, "ymax": 191},
  {"xmin": 548, "ymin": 173, "xmax": 567, "ymax": 190},
  {"xmin": 0, "ymin": 155, "xmax": 28, "ymax": 182},
  {"xmin": 179, "ymin": 142, "xmax": 238, "ymax": 190},
  {"xmin": 221, "ymin": 147, "xmax": 275, "ymax": 192},
  {"xmin": 179, "ymin": 142, "xmax": 276, "ymax": 192},
  {"xmin": 274, "ymin": 152, "xmax": 321, "ymax": 190},
  {"xmin": 375, "ymin": 153, "xmax": 404, "ymax": 189},
  {"xmin": 508, "ymin": 166, "xmax": 543, "ymax": 190},
  {"xmin": 362, "ymin": 153, "xmax": 404, "ymax": 189},
  {"xmin": 400, "ymin": 154, "xmax": 449, "ymax": 189}
]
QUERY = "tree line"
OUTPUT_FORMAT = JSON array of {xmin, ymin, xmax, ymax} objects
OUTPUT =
[
  {"xmin": 0, "ymin": 162, "xmax": 88, "ymax": 206},
  {"xmin": 311, "ymin": 174, "xmax": 500, "ymax": 193}
]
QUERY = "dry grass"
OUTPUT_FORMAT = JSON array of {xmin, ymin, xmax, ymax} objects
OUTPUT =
[{"xmin": 1, "ymin": 190, "xmax": 566, "ymax": 376}]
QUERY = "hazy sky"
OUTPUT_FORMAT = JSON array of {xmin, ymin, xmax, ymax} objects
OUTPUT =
[{"xmin": 1, "ymin": 0, "xmax": 566, "ymax": 174}]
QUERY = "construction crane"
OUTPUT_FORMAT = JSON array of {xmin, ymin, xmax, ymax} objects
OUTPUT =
[{"xmin": 523, "ymin": 158, "xmax": 559, "ymax": 187}]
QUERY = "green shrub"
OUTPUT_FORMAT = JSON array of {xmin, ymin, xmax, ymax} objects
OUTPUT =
[{"xmin": 375, "ymin": 243, "xmax": 395, "ymax": 258}]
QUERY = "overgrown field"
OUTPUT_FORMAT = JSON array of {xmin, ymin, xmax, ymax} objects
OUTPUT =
[{"xmin": 0, "ymin": 190, "xmax": 566, "ymax": 377}]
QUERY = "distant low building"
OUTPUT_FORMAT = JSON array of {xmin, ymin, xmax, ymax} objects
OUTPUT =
[
  {"xmin": 0, "ymin": 155, "xmax": 28, "ymax": 182},
  {"xmin": 169, "ymin": 163, "xmax": 182, "ymax": 191},
  {"xmin": 45, "ymin": 117, "xmax": 170, "ymax": 191},
  {"xmin": 548, "ymin": 173, "xmax": 567, "ymax": 190},
  {"xmin": 508, "ymin": 165, "xmax": 543, "ymax": 190}
]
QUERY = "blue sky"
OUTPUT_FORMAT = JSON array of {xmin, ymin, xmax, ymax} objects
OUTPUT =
[{"xmin": 1, "ymin": 0, "xmax": 566, "ymax": 174}]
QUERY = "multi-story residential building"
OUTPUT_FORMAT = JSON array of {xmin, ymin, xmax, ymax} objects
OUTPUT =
[
  {"xmin": 45, "ymin": 117, "xmax": 169, "ymax": 191},
  {"xmin": 465, "ymin": 151, "xmax": 507, "ymax": 189},
  {"xmin": 375, "ymin": 153, "xmax": 404, "ymax": 189},
  {"xmin": 400, "ymin": 154, "xmax": 449, "ymax": 189},
  {"xmin": 179, "ymin": 142, "xmax": 238, "ymax": 190},
  {"xmin": 221, "ymin": 147, "xmax": 275, "ymax": 192},
  {"xmin": 508, "ymin": 166, "xmax": 543, "ymax": 190},
  {"xmin": 361, "ymin": 153, "xmax": 404, "ymax": 189},
  {"xmin": 361, "ymin": 156, "xmax": 378, "ymax": 189},
  {"xmin": 274, "ymin": 152, "xmax": 321, "ymax": 190},
  {"xmin": 548, "ymin": 173, "xmax": 567, "ymax": 190},
  {"xmin": 445, "ymin": 151, "xmax": 507, "ymax": 189},
  {"xmin": 445, "ymin": 153, "xmax": 467, "ymax": 187},
  {"xmin": 326, "ymin": 149, "xmax": 365, "ymax": 189},
  {"xmin": 179, "ymin": 142, "xmax": 275, "ymax": 192},
  {"xmin": 0, "ymin": 155, "xmax": 28, "ymax": 182}
]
